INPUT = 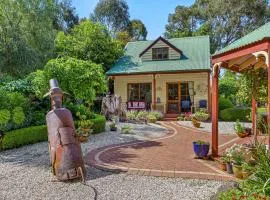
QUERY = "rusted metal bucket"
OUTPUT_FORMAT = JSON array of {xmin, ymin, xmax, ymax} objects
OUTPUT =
[{"xmin": 46, "ymin": 79, "xmax": 86, "ymax": 181}]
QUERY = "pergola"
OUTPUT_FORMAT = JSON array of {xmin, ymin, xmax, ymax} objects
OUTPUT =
[{"xmin": 211, "ymin": 22, "xmax": 270, "ymax": 157}]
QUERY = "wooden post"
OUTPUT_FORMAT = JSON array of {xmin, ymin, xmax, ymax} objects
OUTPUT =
[
  {"xmin": 153, "ymin": 74, "xmax": 156, "ymax": 110},
  {"xmin": 252, "ymin": 96, "xmax": 257, "ymax": 143},
  {"xmin": 268, "ymin": 48, "xmax": 270, "ymax": 144},
  {"xmin": 212, "ymin": 64, "xmax": 220, "ymax": 157},
  {"xmin": 208, "ymin": 71, "xmax": 211, "ymax": 114}
]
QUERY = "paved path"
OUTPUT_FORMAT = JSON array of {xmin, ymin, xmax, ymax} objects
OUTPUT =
[{"xmin": 86, "ymin": 121, "xmax": 244, "ymax": 181}]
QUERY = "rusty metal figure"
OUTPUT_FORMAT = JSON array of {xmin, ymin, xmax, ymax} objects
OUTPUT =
[{"xmin": 46, "ymin": 79, "xmax": 86, "ymax": 181}]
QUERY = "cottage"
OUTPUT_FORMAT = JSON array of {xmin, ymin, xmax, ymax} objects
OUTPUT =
[{"xmin": 107, "ymin": 36, "xmax": 211, "ymax": 116}]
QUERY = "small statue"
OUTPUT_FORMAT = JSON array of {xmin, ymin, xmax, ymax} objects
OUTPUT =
[{"xmin": 46, "ymin": 79, "xmax": 86, "ymax": 182}]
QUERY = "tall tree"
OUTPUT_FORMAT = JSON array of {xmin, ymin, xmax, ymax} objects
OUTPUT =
[
  {"xmin": 91, "ymin": 0, "xmax": 130, "ymax": 36},
  {"xmin": 165, "ymin": 0, "xmax": 270, "ymax": 53},
  {"xmin": 55, "ymin": 20, "xmax": 123, "ymax": 71},
  {"xmin": 127, "ymin": 19, "xmax": 148, "ymax": 41},
  {"xmin": 0, "ymin": 0, "xmax": 57, "ymax": 77}
]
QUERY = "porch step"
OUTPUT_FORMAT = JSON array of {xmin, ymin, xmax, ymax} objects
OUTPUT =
[{"xmin": 164, "ymin": 113, "xmax": 178, "ymax": 121}]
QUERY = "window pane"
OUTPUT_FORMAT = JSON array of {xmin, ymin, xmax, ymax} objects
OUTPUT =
[
  {"xmin": 128, "ymin": 84, "xmax": 139, "ymax": 101},
  {"xmin": 152, "ymin": 47, "xmax": 169, "ymax": 60}
]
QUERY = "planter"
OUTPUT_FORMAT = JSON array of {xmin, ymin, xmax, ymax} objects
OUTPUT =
[
  {"xmin": 242, "ymin": 171, "xmax": 251, "ymax": 179},
  {"xmin": 77, "ymin": 136, "xmax": 88, "ymax": 143},
  {"xmin": 233, "ymin": 165, "xmax": 243, "ymax": 179},
  {"xmin": 192, "ymin": 142, "xmax": 210, "ymax": 158},
  {"xmin": 244, "ymin": 128, "xmax": 252, "ymax": 135},
  {"xmin": 110, "ymin": 127, "xmax": 117, "ymax": 131},
  {"xmin": 226, "ymin": 163, "xmax": 233, "ymax": 174},
  {"xmin": 236, "ymin": 132, "xmax": 248, "ymax": 138},
  {"xmin": 219, "ymin": 162, "xmax": 227, "ymax": 171}
]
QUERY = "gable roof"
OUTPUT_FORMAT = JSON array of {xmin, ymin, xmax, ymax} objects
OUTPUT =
[
  {"xmin": 107, "ymin": 35, "xmax": 210, "ymax": 76},
  {"xmin": 139, "ymin": 36, "xmax": 182, "ymax": 57},
  {"xmin": 214, "ymin": 22, "xmax": 270, "ymax": 56}
]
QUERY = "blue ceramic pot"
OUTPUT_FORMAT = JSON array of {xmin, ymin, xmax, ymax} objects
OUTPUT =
[{"xmin": 192, "ymin": 142, "xmax": 210, "ymax": 158}]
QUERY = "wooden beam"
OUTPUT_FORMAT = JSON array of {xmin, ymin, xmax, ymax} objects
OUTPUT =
[
  {"xmin": 238, "ymin": 56, "xmax": 257, "ymax": 69},
  {"xmin": 208, "ymin": 72, "xmax": 211, "ymax": 114},
  {"xmin": 268, "ymin": 47, "xmax": 270, "ymax": 145},
  {"xmin": 254, "ymin": 60, "xmax": 267, "ymax": 69},
  {"xmin": 212, "ymin": 64, "xmax": 220, "ymax": 157},
  {"xmin": 212, "ymin": 41, "xmax": 269, "ymax": 63}
]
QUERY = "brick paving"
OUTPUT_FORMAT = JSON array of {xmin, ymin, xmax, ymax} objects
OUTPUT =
[{"xmin": 85, "ymin": 121, "xmax": 256, "ymax": 181}]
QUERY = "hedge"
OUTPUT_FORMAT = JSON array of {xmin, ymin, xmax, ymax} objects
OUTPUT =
[
  {"xmin": 220, "ymin": 108, "xmax": 251, "ymax": 122},
  {"xmin": 218, "ymin": 96, "xmax": 233, "ymax": 111},
  {"xmin": 89, "ymin": 114, "xmax": 106, "ymax": 134},
  {"xmin": 1, "ymin": 125, "xmax": 47, "ymax": 150}
]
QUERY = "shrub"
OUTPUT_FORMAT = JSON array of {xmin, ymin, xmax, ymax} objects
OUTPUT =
[
  {"xmin": 193, "ymin": 110, "xmax": 209, "ymax": 122},
  {"xmin": 89, "ymin": 114, "xmax": 106, "ymax": 134},
  {"xmin": 126, "ymin": 110, "xmax": 137, "ymax": 121},
  {"xmin": 147, "ymin": 114, "xmax": 157, "ymax": 123},
  {"xmin": 136, "ymin": 111, "xmax": 148, "ymax": 120},
  {"xmin": 121, "ymin": 125, "xmax": 132, "ymax": 134},
  {"xmin": 1, "ymin": 125, "xmax": 47, "ymax": 150},
  {"xmin": 12, "ymin": 107, "xmax": 25, "ymax": 125},
  {"xmin": 218, "ymin": 96, "xmax": 233, "ymax": 111},
  {"xmin": 220, "ymin": 108, "xmax": 251, "ymax": 122},
  {"xmin": 0, "ymin": 109, "xmax": 11, "ymax": 126},
  {"xmin": 30, "ymin": 111, "xmax": 46, "ymax": 126},
  {"xmin": 149, "ymin": 111, "xmax": 163, "ymax": 120}
]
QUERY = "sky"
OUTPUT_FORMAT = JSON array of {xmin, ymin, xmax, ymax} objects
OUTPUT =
[{"xmin": 71, "ymin": 0, "xmax": 195, "ymax": 40}]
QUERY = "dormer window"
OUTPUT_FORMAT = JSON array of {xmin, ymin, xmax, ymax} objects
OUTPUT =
[{"xmin": 152, "ymin": 47, "xmax": 169, "ymax": 60}]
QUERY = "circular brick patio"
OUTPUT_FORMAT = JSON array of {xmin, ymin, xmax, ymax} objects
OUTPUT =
[{"xmin": 85, "ymin": 121, "xmax": 243, "ymax": 181}]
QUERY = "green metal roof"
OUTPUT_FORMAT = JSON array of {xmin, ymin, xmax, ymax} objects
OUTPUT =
[
  {"xmin": 214, "ymin": 22, "xmax": 270, "ymax": 56},
  {"xmin": 107, "ymin": 36, "xmax": 210, "ymax": 75}
]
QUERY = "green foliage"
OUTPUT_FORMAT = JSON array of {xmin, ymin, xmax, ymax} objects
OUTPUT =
[
  {"xmin": 0, "ymin": 109, "xmax": 11, "ymax": 126},
  {"xmin": 219, "ymin": 71, "xmax": 239, "ymax": 103},
  {"xmin": 32, "ymin": 57, "xmax": 107, "ymax": 103},
  {"xmin": 56, "ymin": 20, "xmax": 123, "ymax": 71},
  {"xmin": 121, "ymin": 125, "xmax": 132, "ymax": 134},
  {"xmin": 12, "ymin": 107, "xmax": 25, "ymax": 125},
  {"xmin": 29, "ymin": 111, "xmax": 46, "ymax": 126},
  {"xmin": 89, "ymin": 114, "xmax": 106, "ymax": 134},
  {"xmin": 234, "ymin": 120, "xmax": 245, "ymax": 134},
  {"xmin": 165, "ymin": 0, "xmax": 270, "ymax": 53},
  {"xmin": 1, "ymin": 78, "xmax": 34, "ymax": 95},
  {"xmin": 91, "ymin": 0, "xmax": 130, "ymax": 35},
  {"xmin": 0, "ymin": 0, "xmax": 57, "ymax": 77},
  {"xmin": 146, "ymin": 114, "xmax": 157, "ymax": 123},
  {"xmin": 193, "ymin": 110, "xmax": 209, "ymax": 122},
  {"xmin": 127, "ymin": 19, "xmax": 148, "ymax": 41},
  {"xmin": 220, "ymin": 108, "xmax": 251, "ymax": 122},
  {"xmin": 218, "ymin": 97, "xmax": 233, "ymax": 111},
  {"xmin": 193, "ymin": 140, "xmax": 209, "ymax": 145},
  {"xmin": 1, "ymin": 125, "xmax": 47, "ymax": 150},
  {"xmin": 126, "ymin": 110, "xmax": 137, "ymax": 121},
  {"xmin": 136, "ymin": 110, "xmax": 148, "ymax": 120},
  {"xmin": 149, "ymin": 111, "xmax": 163, "ymax": 120}
]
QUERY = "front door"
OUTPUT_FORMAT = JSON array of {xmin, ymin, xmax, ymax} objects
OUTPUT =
[{"xmin": 167, "ymin": 83, "xmax": 180, "ymax": 113}]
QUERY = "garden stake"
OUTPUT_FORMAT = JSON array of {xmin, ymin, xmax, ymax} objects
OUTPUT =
[{"xmin": 46, "ymin": 79, "xmax": 86, "ymax": 181}]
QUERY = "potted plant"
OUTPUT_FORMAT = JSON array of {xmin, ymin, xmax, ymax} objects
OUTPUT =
[
  {"xmin": 234, "ymin": 120, "xmax": 247, "ymax": 138},
  {"xmin": 242, "ymin": 162, "xmax": 254, "ymax": 179},
  {"xmin": 230, "ymin": 145, "xmax": 246, "ymax": 179},
  {"xmin": 219, "ymin": 156, "xmax": 229, "ymax": 171},
  {"xmin": 76, "ymin": 120, "xmax": 93, "ymax": 142},
  {"xmin": 192, "ymin": 140, "xmax": 210, "ymax": 158},
  {"xmin": 192, "ymin": 117, "xmax": 201, "ymax": 128},
  {"xmin": 109, "ymin": 122, "xmax": 117, "ymax": 131}
]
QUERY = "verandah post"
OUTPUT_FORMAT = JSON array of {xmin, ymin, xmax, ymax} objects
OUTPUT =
[{"xmin": 212, "ymin": 63, "xmax": 220, "ymax": 157}]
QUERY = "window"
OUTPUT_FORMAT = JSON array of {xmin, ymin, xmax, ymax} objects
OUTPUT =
[
  {"xmin": 128, "ymin": 83, "xmax": 152, "ymax": 103},
  {"xmin": 152, "ymin": 47, "xmax": 169, "ymax": 60}
]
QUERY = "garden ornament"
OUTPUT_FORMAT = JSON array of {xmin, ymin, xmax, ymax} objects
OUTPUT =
[{"xmin": 46, "ymin": 79, "xmax": 86, "ymax": 182}]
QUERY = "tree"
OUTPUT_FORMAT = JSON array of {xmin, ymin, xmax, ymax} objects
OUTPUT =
[
  {"xmin": 54, "ymin": 0, "xmax": 79, "ymax": 32},
  {"xmin": 127, "ymin": 20, "xmax": 148, "ymax": 41},
  {"xmin": 219, "ymin": 70, "xmax": 239, "ymax": 104},
  {"xmin": 91, "ymin": 0, "xmax": 130, "ymax": 36},
  {"xmin": 56, "ymin": 20, "xmax": 123, "ymax": 71},
  {"xmin": 0, "ymin": 0, "xmax": 57, "ymax": 77},
  {"xmin": 165, "ymin": 0, "xmax": 270, "ymax": 53},
  {"xmin": 32, "ymin": 57, "xmax": 107, "ymax": 104}
]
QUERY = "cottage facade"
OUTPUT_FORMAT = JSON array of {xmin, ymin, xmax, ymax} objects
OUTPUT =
[{"xmin": 107, "ymin": 36, "xmax": 211, "ymax": 115}]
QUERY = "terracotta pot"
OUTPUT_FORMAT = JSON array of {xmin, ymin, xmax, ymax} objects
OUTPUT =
[
  {"xmin": 236, "ymin": 132, "xmax": 247, "ymax": 138},
  {"xmin": 219, "ymin": 162, "xmax": 227, "ymax": 171},
  {"xmin": 233, "ymin": 165, "xmax": 243, "ymax": 179},
  {"xmin": 78, "ymin": 136, "xmax": 88, "ymax": 143}
]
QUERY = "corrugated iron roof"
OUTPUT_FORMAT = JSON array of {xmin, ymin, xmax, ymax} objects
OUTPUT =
[
  {"xmin": 106, "ymin": 36, "xmax": 210, "ymax": 75},
  {"xmin": 214, "ymin": 22, "xmax": 270, "ymax": 56}
]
